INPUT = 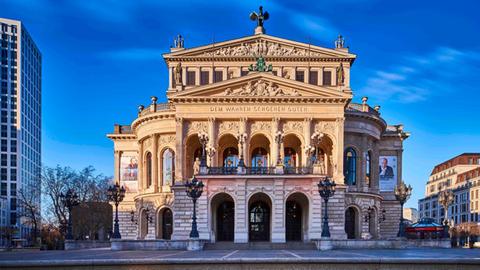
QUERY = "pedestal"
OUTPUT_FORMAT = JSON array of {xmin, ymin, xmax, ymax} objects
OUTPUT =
[
  {"xmin": 187, "ymin": 238, "xmax": 203, "ymax": 251},
  {"xmin": 274, "ymin": 164, "xmax": 284, "ymax": 174},
  {"xmin": 317, "ymin": 237, "xmax": 333, "ymax": 251}
]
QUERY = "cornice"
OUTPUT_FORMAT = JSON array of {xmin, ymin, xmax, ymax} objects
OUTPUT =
[
  {"xmin": 131, "ymin": 112, "xmax": 176, "ymax": 131},
  {"xmin": 170, "ymin": 96, "xmax": 351, "ymax": 104},
  {"xmin": 106, "ymin": 134, "xmax": 137, "ymax": 141}
]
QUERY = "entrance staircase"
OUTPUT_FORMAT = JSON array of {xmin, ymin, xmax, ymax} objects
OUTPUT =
[{"xmin": 204, "ymin": 241, "xmax": 317, "ymax": 250}]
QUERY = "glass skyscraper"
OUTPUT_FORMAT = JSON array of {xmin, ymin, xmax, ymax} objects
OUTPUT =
[{"xmin": 0, "ymin": 18, "xmax": 41, "ymax": 245}]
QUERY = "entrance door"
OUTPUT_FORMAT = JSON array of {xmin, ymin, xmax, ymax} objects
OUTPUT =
[
  {"xmin": 162, "ymin": 209, "xmax": 173, "ymax": 240},
  {"xmin": 345, "ymin": 207, "xmax": 356, "ymax": 239},
  {"xmin": 249, "ymin": 202, "xmax": 270, "ymax": 241},
  {"xmin": 286, "ymin": 201, "xmax": 302, "ymax": 241},
  {"xmin": 217, "ymin": 201, "xmax": 234, "ymax": 241}
]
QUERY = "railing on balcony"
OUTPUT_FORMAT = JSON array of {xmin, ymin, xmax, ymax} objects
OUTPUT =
[{"xmin": 204, "ymin": 166, "xmax": 313, "ymax": 175}]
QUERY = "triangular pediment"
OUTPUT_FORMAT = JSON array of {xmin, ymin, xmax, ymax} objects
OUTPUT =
[
  {"xmin": 170, "ymin": 72, "xmax": 352, "ymax": 101},
  {"xmin": 164, "ymin": 34, "xmax": 356, "ymax": 60}
]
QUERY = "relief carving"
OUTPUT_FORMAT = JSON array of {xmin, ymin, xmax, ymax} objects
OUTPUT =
[
  {"xmin": 159, "ymin": 134, "xmax": 176, "ymax": 145},
  {"xmin": 283, "ymin": 121, "xmax": 304, "ymax": 133},
  {"xmin": 218, "ymin": 121, "xmax": 240, "ymax": 134},
  {"xmin": 314, "ymin": 121, "xmax": 336, "ymax": 134},
  {"xmin": 202, "ymin": 40, "xmax": 327, "ymax": 58},
  {"xmin": 221, "ymin": 79, "xmax": 300, "ymax": 97},
  {"xmin": 250, "ymin": 121, "xmax": 272, "ymax": 133},
  {"xmin": 186, "ymin": 121, "xmax": 208, "ymax": 134}
]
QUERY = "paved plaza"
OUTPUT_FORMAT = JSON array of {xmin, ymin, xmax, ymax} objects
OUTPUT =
[{"xmin": 0, "ymin": 247, "xmax": 479, "ymax": 269}]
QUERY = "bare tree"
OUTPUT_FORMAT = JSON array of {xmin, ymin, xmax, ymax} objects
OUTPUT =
[{"xmin": 17, "ymin": 186, "xmax": 41, "ymax": 244}]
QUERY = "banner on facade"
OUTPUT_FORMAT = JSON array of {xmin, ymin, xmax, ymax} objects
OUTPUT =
[
  {"xmin": 379, "ymin": 156, "xmax": 397, "ymax": 192},
  {"xmin": 120, "ymin": 154, "xmax": 138, "ymax": 193}
]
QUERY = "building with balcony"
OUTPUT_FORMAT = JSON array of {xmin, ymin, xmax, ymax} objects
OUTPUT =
[
  {"xmin": 108, "ymin": 16, "xmax": 410, "ymax": 244},
  {"xmin": 418, "ymin": 154, "xmax": 480, "ymax": 226}
]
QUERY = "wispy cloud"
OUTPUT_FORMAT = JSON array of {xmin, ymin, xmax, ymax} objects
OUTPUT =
[
  {"xmin": 359, "ymin": 47, "xmax": 480, "ymax": 103},
  {"xmin": 100, "ymin": 48, "xmax": 163, "ymax": 61},
  {"xmin": 290, "ymin": 13, "xmax": 339, "ymax": 42}
]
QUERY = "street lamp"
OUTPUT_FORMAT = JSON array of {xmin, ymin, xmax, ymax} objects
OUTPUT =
[
  {"xmin": 438, "ymin": 189, "xmax": 454, "ymax": 238},
  {"xmin": 185, "ymin": 176, "xmax": 204, "ymax": 238},
  {"xmin": 274, "ymin": 131, "xmax": 284, "ymax": 165},
  {"xmin": 107, "ymin": 183, "xmax": 126, "ymax": 239},
  {"xmin": 394, "ymin": 181, "xmax": 412, "ymax": 237},
  {"xmin": 198, "ymin": 131, "xmax": 209, "ymax": 168},
  {"xmin": 60, "ymin": 189, "xmax": 80, "ymax": 240},
  {"xmin": 318, "ymin": 177, "xmax": 336, "ymax": 237},
  {"xmin": 237, "ymin": 133, "xmax": 247, "ymax": 168}
]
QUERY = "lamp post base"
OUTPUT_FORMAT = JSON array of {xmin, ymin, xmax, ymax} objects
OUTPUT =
[
  {"xmin": 187, "ymin": 238, "xmax": 204, "ymax": 251},
  {"xmin": 317, "ymin": 237, "xmax": 333, "ymax": 251}
]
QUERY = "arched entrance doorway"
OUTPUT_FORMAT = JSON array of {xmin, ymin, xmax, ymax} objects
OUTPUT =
[
  {"xmin": 345, "ymin": 207, "xmax": 359, "ymax": 239},
  {"xmin": 157, "ymin": 208, "xmax": 173, "ymax": 240},
  {"xmin": 285, "ymin": 192, "xmax": 309, "ymax": 241},
  {"xmin": 248, "ymin": 193, "xmax": 271, "ymax": 242},
  {"xmin": 211, "ymin": 193, "xmax": 235, "ymax": 242}
]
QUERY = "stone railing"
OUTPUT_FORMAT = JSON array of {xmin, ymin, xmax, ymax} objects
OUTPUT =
[
  {"xmin": 139, "ymin": 103, "xmax": 175, "ymax": 116},
  {"xmin": 346, "ymin": 103, "xmax": 380, "ymax": 117}
]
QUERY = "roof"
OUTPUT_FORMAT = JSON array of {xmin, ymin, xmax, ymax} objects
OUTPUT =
[
  {"xmin": 430, "ymin": 153, "xmax": 480, "ymax": 175},
  {"xmin": 456, "ymin": 167, "xmax": 480, "ymax": 184}
]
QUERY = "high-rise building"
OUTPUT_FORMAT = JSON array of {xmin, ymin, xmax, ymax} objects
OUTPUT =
[{"xmin": 0, "ymin": 18, "xmax": 41, "ymax": 245}]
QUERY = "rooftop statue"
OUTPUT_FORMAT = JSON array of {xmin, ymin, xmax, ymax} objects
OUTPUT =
[{"xmin": 250, "ymin": 6, "xmax": 269, "ymax": 34}]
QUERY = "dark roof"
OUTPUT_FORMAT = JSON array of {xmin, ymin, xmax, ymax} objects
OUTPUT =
[{"xmin": 430, "ymin": 153, "xmax": 480, "ymax": 175}]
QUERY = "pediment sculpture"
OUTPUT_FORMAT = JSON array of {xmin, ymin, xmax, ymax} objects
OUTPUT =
[
  {"xmin": 203, "ymin": 40, "xmax": 327, "ymax": 57},
  {"xmin": 222, "ymin": 80, "xmax": 301, "ymax": 97}
]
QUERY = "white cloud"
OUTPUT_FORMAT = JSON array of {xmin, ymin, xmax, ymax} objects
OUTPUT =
[
  {"xmin": 289, "ymin": 13, "xmax": 339, "ymax": 42},
  {"xmin": 359, "ymin": 46, "xmax": 480, "ymax": 103}
]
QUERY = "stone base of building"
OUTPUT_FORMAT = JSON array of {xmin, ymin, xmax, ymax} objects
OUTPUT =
[
  {"xmin": 64, "ymin": 240, "xmax": 111, "ymax": 250},
  {"xmin": 312, "ymin": 239, "xmax": 451, "ymax": 249},
  {"xmin": 110, "ymin": 239, "xmax": 190, "ymax": 251}
]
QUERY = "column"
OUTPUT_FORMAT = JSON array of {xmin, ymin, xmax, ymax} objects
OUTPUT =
[
  {"xmin": 240, "ymin": 117, "xmax": 248, "ymax": 164},
  {"xmin": 303, "ymin": 118, "xmax": 312, "ymax": 167},
  {"xmin": 152, "ymin": 134, "xmax": 159, "ymax": 192},
  {"xmin": 271, "ymin": 117, "xmax": 280, "ymax": 166},
  {"xmin": 209, "ymin": 67, "xmax": 214, "ymax": 84},
  {"xmin": 168, "ymin": 67, "xmax": 173, "ymax": 89},
  {"xmin": 175, "ymin": 117, "xmax": 184, "ymax": 184},
  {"xmin": 138, "ymin": 141, "xmax": 144, "ymax": 192},
  {"xmin": 319, "ymin": 67, "xmax": 324, "ymax": 86},
  {"xmin": 114, "ymin": 150, "xmax": 121, "ymax": 184},
  {"xmin": 305, "ymin": 67, "xmax": 310, "ymax": 84},
  {"xmin": 335, "ymin": 117, "xmax": 345, "ymax": 184},
  {"xmin": 182, "ymin": 66, "xmax": 187, "ymax": 86},
  {"xmin": 208, "ymin": 117, "xmax": 216, "ymax": 167},
  {"xmin": 272, "ymin": 178, "xmax": 286, "ymax": 243},
  {"xmin": 195, "ymin": 68, "xmax": 201, "ymax": 86}
]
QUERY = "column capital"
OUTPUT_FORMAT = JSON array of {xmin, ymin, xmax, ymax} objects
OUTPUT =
[{"xmin": 175, "ymin": 117, "xmax": 184, "ymax": 126}]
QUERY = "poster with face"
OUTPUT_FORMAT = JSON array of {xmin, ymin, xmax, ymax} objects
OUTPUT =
[
  {"xmin": 379, "ymin": 156, "xmax": 397, "ymax": 192},
  {"xmin": 120, "ymin": 154, "xmax": 138, "ymax": 193}
]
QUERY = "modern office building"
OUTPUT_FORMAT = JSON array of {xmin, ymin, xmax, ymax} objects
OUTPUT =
[
  {"xmin": 418, "ymin": 154, "xmax": 480, "ymax": 226},
  {"xmin": 108, "ymin": 8, "xmax": 411, "ymax": 246},
  {"xmin": 0, "ymin": 18, "xmax": 42, "ymax": 245}
]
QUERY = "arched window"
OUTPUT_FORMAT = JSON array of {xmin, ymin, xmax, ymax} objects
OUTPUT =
[
  {"xmin": 162, "ymin": 149, "xmax": 175, "ymax": 186},
  {"xmin": 146, "ymin": 152, "xmax": 152, "ymax": 187},
  {"xmin": 365, "ymin": 151, "xmax": 372, "ymax": 187},
  {"xmin": 223, "ymin": 147, "xmax": 239, "ymax": 167},
  {"xmin": 251, "ymin": 147, "xmax": 268, "ymax": 168},
  {"xmin": 344, "ymin": 148, "xmax": 356, "ymax": 185}
]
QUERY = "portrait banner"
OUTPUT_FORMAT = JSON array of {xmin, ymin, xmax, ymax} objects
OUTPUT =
[
  {"xmin": 379, "ymin": 156, "xmax": 397, "ymax": 192},
  {"xmin": 120, "ymin": 154, "xmax": 138, "ymax": 193}
]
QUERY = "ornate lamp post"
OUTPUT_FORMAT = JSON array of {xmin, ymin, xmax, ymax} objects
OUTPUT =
[
  {"xmin": 60, "ymin": 189, "xmax": 80, "ymax": 240},
  {"xmin": 274, "ymin": 131, "xmax": 284, "ymax": 165},
  {"xmin": 185, "ymin": 176, "xmax": 204, "ymax": 238},
  {"xmin": 394, "ymin": 181, "xmax": 412, "ymax": 237},
  {"xmin": 107, "ymin": 183, "xmax": 126, "ymax": 239},
  {"xmin": 237, "ymin": 133, "xmax": 247, "ymax": 168},
  {"xmin": 438, "ymin": 189, "xmax": 454, "ymax": 238},
  {"xmin": 198, "ymin": 131, "xmax": 209, "ymax": 168},
  {"xmin": 318, "ymin": 177, "xmax": 336, "ymax": 237}
]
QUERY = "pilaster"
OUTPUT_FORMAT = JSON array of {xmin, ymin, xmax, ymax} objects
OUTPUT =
[
  {"xmin": 335, "ymin": 117, "xmax": 345, "ymax": 184},
  {"xmin": 138, "ymin": 141, "xmax": 144, "ymax": 192},
  {"xmin": 114, "ymin": 150, "xmax": 121, "ymax": 184},
  {"xmin": 152, "ymin": 134, "xmax": 159, "ymax": 192},
  {"xmin": 175, "ymin": 117, "xmax": 184, "ymax": 184}
]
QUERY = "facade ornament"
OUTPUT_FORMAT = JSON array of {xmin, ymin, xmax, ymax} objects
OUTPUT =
[
  {"xmin": 173, "ymin": 34, "xmax": 184, "ymax": 48},
  {"xmin": 283, "ymin": 121, "xmax": 303, "ymax": 133},
  {"xmin": 250, "ymin": 121, "xmax": 272, "ymax": 133},
  {"xmin": 248, "ymin": 56, "xmax": 273, "ymax": 72},
  {"xmin": 138, "ymin": 105, "xmax": 145, "ymax": 114},
  {"xmin": 221, "ymin": 79, "xmax": 301, "ymax": 97},
  {"xmin": 250, "ymin": 6, "xmax": 269, "ymax": 34},
  {"xmin": 193, "ymin": 157, "xmax": 200, "ymax": 175},
  {"xmin": 336, "ymin": 63, "xmax": 345, "ymax": 86},
  {"xmin": 174, "ymin": 62, "xmax": 182, "ymax": 87},
  {"xmin": 175, "ymin": 117, "xmax": 183, "ymax": 127},
  {"xmin": 202, "ymin": 40, "xmax": 326, "ymax": 57},
  {"xmin": 335, "ymin": 34, "xmax": 345, "ymax": 49}
]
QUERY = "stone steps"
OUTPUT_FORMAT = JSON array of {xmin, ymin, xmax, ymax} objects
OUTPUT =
[{"xmin": 204, "ymin": 241, "xmax": 317, "ymax": 250}]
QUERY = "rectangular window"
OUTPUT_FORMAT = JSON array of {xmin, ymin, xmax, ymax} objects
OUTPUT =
[
  {"xmin": 200, "ymin": 71, "xmax": 209, "ymax": 85},
  {"xmin": 309, "ymin": 71, "xmax": 318, "ymax": 85},
  {"xmin": 295, "ymin": 70, "xmax": 305, "ymax": 82},
  {"xmin": 186, "ymin": 71, "xmax": 196, "ymax": 86},
  {"xmin": 214, "ymin": 70, "xmax": 223, "ymax": 83},
  {"xmin": 322, "ymin": 71, "xmax": 332, "ymax": 86},
  {"xmin": 241, "ymin": 70, "xmax": 249, "ymax": 76}
]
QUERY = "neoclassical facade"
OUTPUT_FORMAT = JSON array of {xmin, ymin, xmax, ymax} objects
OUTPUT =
[{"xmin": 108, "ymin": 23, "xmax": 409, "ymax": 244}]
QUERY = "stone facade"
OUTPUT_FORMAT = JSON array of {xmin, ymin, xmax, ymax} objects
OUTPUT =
[{"xmin": 107, "ymin": 23, "xmax": 410, "ymax": 244}]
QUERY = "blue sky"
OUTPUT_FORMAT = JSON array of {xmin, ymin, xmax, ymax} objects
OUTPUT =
[{"xmin": 1, "ymin": 0, "xmax": 479, "ymax": 207}]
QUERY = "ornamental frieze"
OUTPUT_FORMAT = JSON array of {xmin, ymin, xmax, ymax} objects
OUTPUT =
[
  {"xmin": 159, "ymin": 134, "xmax": 176, "ymax": 145},
  {"xmin": 282, "ymin": 121, "xmax": 304, "ymax": 133},
  {"xmin": 314, "ymin": 121, "xmax": 336, "ymax": 135},
  {"xmin": 186, "ymin": 121, "xmax": 208, "ymax": 135},
  {"xmin": 250, "ymin": 121, "xmax": 272, "ymax": 133},
  {"xmin": 218, "ymin": 121, "xmax": 240, "ymax": 135},
  {"xmin": 221, "ymin": 79, "xmax": 301, "ymax": 97},
  {"xmin": 202, "ymin": 40, "xmax": 328, "ymax": 58}
]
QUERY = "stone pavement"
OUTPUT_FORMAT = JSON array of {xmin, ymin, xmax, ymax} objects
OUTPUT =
[{"xmin": 0, "ymin": 248, "xmax": 479, "ymax": 269}]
